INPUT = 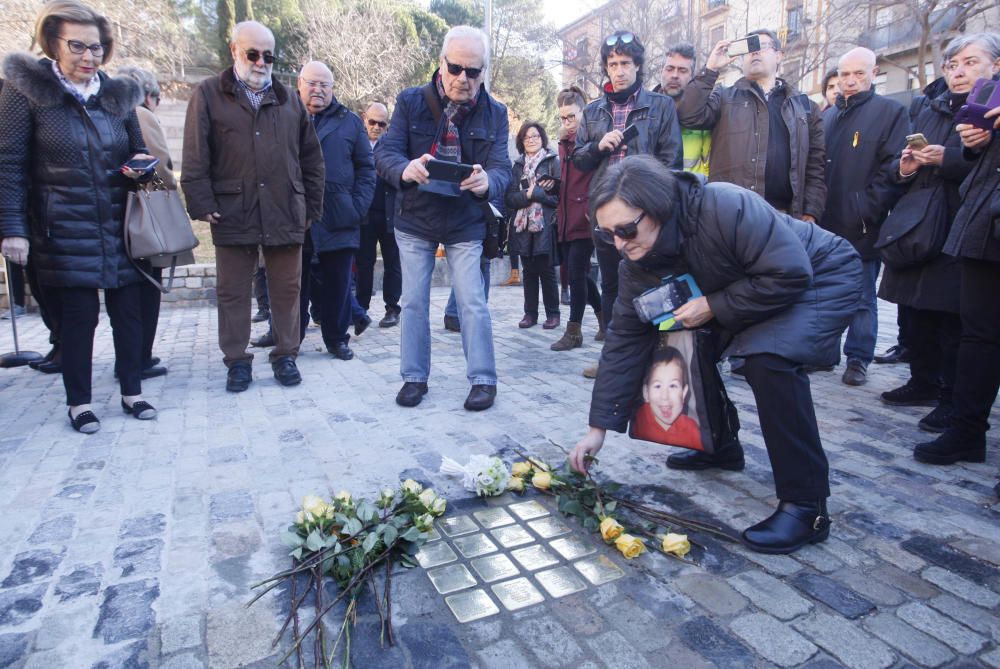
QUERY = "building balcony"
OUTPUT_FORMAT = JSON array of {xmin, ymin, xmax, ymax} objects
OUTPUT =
[{"xmin": 858, "ymin": 6, "xmax": 960, "ymax": 54}]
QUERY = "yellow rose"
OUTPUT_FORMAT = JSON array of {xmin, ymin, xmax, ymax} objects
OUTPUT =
[
  {"xmin": 530, "ymin": 459, "xmax": 550, "ymax": 472},
  {"xmin": 532, "ymin": 471, "xmax": 552, "ymax": 490},
  {"xmin": 335, "ymin": 490, "xmax": 352, "ymax": 504},
  {"xmin": 599, "ymin": 517, "xmax": 624, "ymax": 542},
  {"xmin": 507, "ymin": 477, "xmax": 525, "ymax": 492},
  {"xmin": 302, "ymin": 495, "xmax": 327, "ymax": 518},
  {"xmin": 295, "ymin": 510, "xmax": 306, "ymax": 525},
  {"xmin": 511, "ymin": 462, "xmax": 532, "ymax": 477},
  {"xmin": 402, "ymin": 479, "xmax": 423, "ymax": 495},
  {"xmin": 615, "ymin": 534, "xmax": 646, "ymax": 559},
  {"xmin": 661, "ymin": 533, "xmax": 691, "ymax": 557}
]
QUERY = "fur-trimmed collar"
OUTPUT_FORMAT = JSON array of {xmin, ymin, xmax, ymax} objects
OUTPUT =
[{"xmin": 2, "ymin": 52, "xmax": 141, "ymax": 117}]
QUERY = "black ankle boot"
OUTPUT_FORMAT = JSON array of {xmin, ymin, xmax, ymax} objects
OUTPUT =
[
  {"xmin": 666, "ymin": 442, "xmax": 745, "ymax": 471},
  {"xmin": 742, "ymin": 499, "xmax": 830, "ymax": 554}
]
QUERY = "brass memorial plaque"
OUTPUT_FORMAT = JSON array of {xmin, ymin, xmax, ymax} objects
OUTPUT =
[
  {"xmin": 535, "ymin": 566, "xmax": 588, "ymax": 598},
  {"xmin": 415, "ymin": 541, "xmax": 458, "ymax": 569},
  {"xmin": 427, "ymin": 563, "xmax": 477, "ymax": 595},
  {"xmin": 424, "ymin": 526, "xmax": 442, "ymax": 542},
  {"xmin": 491, "ymin": 577, "xmax": 545, "ymax": 611},
  {"xmin": 437, "ymin": 515, "xmax": 479, "ymax": 537},
  {"xmin": 508, "ymin": 500, "xmax": 550, "ymax": 521},
  {"xmin": 510, "ymin": 544, "xmax": 559, "ymax": 571},
  {"xmin": 572, "ymin": 555, "xmax": 625, "ymax": 585},
  {"xmin": 490, "ymin": 525, "xmax": 535, "ymax": 548},
  {"xmin": 470, "ymin": 554, "xmax": 520, "ymax": 583},
  {"xmin": 445, "ymin": 589, "xmax": 500, "ymax": 623},
  {"xmin": 472, "ymin": 507, "xmax": 516, "ymax": 529},
  {"xmin": 453, "ymin": 533, "xmax": 499, "ymax": 559},
  {"xmin": 549, "ymin": 536, "xmax": 597, "ymax": 560},
  {"xmin": 527, "ymin": 516, "xmax": 571, "ymax": 539}
]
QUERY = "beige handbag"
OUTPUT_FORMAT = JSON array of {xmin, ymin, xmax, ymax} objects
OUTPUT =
[{"xmin": 123, "ymin": 175, "xmax": 199, "ymax": 292}]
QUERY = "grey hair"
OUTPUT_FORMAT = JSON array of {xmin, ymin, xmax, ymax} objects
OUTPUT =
[
  {"xmin": 116, "ymin": 66, "xmax": 160, "ymax": 97},
  {"xmin": 943, "ymin": 33, "xmax": 1000, "ymax": 63},
  {"xmin": 440, "ymin": 25, "xmax": 490, "ymax": 70},
  {"xmin": 231, "ymin": 20, "xmax": 275, "ymax": 46}
]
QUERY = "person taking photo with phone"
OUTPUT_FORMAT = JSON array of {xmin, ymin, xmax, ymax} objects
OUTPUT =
[
  {"xmin": 0, "ymin": 0, "xmax": 160, "ymax": 433},
  {"xmin": 571, "ymin": 31, "xmax": 683, "ymax": 380}
]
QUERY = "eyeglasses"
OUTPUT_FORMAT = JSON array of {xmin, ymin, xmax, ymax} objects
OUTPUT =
[
  {"xmin": 57, "ymin": 36, "xmax": 106, "ymax": 56},
  {"xmin": 367, "ymin": 119, "xmax": 388, "ymax": 128},
  {"xmin": 593, "ymin": 211, "xmax": 645, "ymax": 244},
  {"xmin": 559, "ymin": 114, "xmax": 578, "ymax": 122},
  {"xmin": 444, "ymin": 58, "xmax": 483, "ymax": 80},
  {"xmin": 244, "ymin": 49, "xmax": 276, "ymax": 64},
  {"xmin": 605, "ymin": 32, "xmax": 635, "ymax": 47},
  {"xmin": 523, "ymin": 133, "xmax": 542, "ymax": 141},
  {"xmin": 302, "ymin": 79, "xmax": 332, "ymax": 90}
]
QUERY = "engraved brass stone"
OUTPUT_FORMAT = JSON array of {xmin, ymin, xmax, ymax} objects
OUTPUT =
[
  {"xmin": 472, "ymin": 507, "xmax": 516, "ymax": 529},
  {"xmin": 427, "ymin": 563, "xmax": 477, "ymax": 594},
  {"xmin": 437, "ymin": 515, "xmax": 479, "ymax": 537},
  {"xmin": 535, "ymin": 566, "xmax": 588, "ymax": 598},
  {"xmin": 491, "ymin": 577, "xmax": 545, "ymax": 611},
  {"xmin": 470, "ymin": 554, "xmax": 520, "ymax": 583},
  {"xmin": 490, "ymin": 524, "xmax": 535, "ymax": 548},
  {"xmin": 508, "ymin": 500, "xmax": 550, "ymax": 521},
  {"xmin": 415, "ymin": 541, "xmax": 458, "ymax": 568},
  {"xmin": 549, "ymin": 536, "xmax": 597, "ymax": 560},
  {"xmin": 527, "ymin": 516, "xmax": 571, "ymax": 539},
  {"xmin": 572, "ymin": 555, "xmax": 625, "ymax": 585},
  {"xmin": 445, "ymin": 589, "xmax": 500, "ymax": 623},
  {"xmin": 452, "ymin": 533, "xmax": 499, "ymax": 558},
  {"xmin": 510, "ymin": 544, "xmax": 559, "ymax": 571}
]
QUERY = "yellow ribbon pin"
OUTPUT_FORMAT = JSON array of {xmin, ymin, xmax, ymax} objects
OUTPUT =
[{"xmin": 852, "ymin": 131, "xmax": 860, "ymax": 148}]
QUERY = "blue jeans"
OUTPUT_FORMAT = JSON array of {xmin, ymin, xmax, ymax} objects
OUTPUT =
[
  {"xmin": 843, "ymin": 259, "xmax": 881, "ymax": 365},
  {"xmin": 396, "ymin": 230, "xmax": 496, "ymax": 385},
  {"xmin": 445, "ymin": 258, "xmax": 491, "ymax": 318}
]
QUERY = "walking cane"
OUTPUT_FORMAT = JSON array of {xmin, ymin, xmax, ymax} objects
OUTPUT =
[{"xmin": 0, "ymin": 255, "xmax": 43, "ymax": 368}]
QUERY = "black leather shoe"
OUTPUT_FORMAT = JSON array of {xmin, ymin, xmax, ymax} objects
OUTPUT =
[
  {"xmin": 272, "ymin": 357, "xmax": 302, "ymax": 386},
  {"xmin": 354, "ymin": 315, "xmax": 372, "ymax": 336},
  {"xmin": 443, "ymin": 315, "xmax": 461, "ymax": 332},
  {"xmin": 35, "ymin": 358, "xmax": 63, "ymax": 374},
  {"xmin": 141, "ymin": 366, "xmax": 168, "ymax": 380},
  {"xmin": 881, "ymin": 381, "xmax": 938, "ymax": 407},
  {"xmin": 464, "ymin": 384, "xmax": 497, "ymax": 411},
  {"xmin": 251, "ymin": 331, "xmax": 275, "ymax": 348},
  {"xmin": 251, "ymin": 308, "xmax": 270, "ymax": 323},
  {"xmin": 121, "ymin": 399, "xmax": 157, "ymax": 420},
  {"xmin": 667, "ymin": 444, "xmax": 745, "ymax": 471},
  {"xmin": 226, "ymin": 363, "xmax": 253, "ymax": 392},
  {"xmin": 396, "ymin": 381, "xmax": 428, "ymax": 407},
  {"xmin": 330, "ymin": 342, "xmax": 354, "ymax": 361},
  {"xmin": 918, "ymin": 403, "xmax": 952, "ymax": 433},
  {"xmin": 742, "ymin": 500, "xmax": 830, "ymax": 554},
  {"xmin": 913, "ymin": 432, "xmax": 985, "ymax": 465},
  {"xmin": 874, "ymin": 344, "xmax": 910, "ymax": 364},
  {"xmin": 68, "ymin": 408, "xmax": 100, "ymax": 434},
  {"xmin": 379, "ymin": 308, "xmax": 400, "ymax": 328},
  {"xmin": 29, "ymin": 346, "xmax": 58, "ymax": 370}
]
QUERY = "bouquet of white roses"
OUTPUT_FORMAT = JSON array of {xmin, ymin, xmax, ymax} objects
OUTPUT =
[{"xmin": 440, "ymin": 454, "xmax": 511, "ymax": 497}]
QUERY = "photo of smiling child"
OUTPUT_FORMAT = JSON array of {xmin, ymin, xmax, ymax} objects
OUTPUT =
[{"xmin": 629, "ymin": 335, "xmax": 706, "ymax": 451}]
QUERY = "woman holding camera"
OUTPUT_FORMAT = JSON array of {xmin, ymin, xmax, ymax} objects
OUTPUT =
[
  {"xmin": 0, "ymin": 0, "xmax": 158, "ymax": 433},
  {"xmin": 570, "ymin": 155, "xmax": 861, "ymax": 554},
  {"xmin": 505, "ymin": 121, "xmax": 561, "ymax": 330}
]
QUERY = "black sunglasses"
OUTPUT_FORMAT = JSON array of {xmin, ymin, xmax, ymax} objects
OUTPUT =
[
  {"xmin": 605, "ymin": 32, "xmax": 635, "ymax": 47},
  {"xmin": 444, "ymin": 58, "xmax": 483, "ymax": 80},
  {"xmin": 594, "ymin": 211, "xmax": 645, "ymax": 244},
  {"xmin": 367, "ymin": 119, "xmax": 388, "ymax": 128},
  {"xmin": 244, "ymin": 49, "xmax": 276, "ymax": 64}
]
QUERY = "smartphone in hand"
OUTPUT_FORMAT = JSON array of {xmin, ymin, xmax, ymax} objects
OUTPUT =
[
  {"xmin": 727, "ymin": 35, "xmax": 761, "ymax": 58},
  {"xmin": 905, "ymin": 133, "xmax": 929, "ymax": 150},
  {"xmin": 121, "ymin": 157, "xmax": 160, "ymax": 175},
  {"xmin": 621, "ymin": 124, "xmax": 640, "ymax": 144}
]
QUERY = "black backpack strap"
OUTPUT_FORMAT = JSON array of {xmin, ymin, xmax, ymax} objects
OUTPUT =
[{"xmin": 422, "ymin": 83, "xmax": 443, "ymax": 125}]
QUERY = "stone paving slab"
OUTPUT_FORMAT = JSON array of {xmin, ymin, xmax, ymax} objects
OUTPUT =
[{"xmin": 0, "ymin": 288, "xmax": 997, "ymax": 668}]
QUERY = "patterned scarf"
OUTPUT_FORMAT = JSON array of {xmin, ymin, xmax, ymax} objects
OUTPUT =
[
  {"xmin": 430, "ymin": 71, "xmax": 478, "ymax": 162},
  {"xmin": 513, "ymin": 150, "xmax": 547, "ymax": 234},
  {"xmin": 51, "ymin": 60, "xmax": 100, "ymax": 105}
]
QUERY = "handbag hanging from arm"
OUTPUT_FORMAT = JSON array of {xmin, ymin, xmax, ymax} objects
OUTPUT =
[{"xmin": 123, "ymin": 175, "xmax": 200, "ymax": 293}]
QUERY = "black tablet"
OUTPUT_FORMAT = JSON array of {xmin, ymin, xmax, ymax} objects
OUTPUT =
[{"xmin": 426, "ymin": 159, "xmax": 475, "ymax": 183}]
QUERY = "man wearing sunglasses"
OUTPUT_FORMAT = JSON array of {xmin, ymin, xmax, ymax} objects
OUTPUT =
[
  {"xmin": 182, "ymin": 21, "xmax": 325, "ymax": 392},
  {"xmin": 375, "ymin": 25, "xmax": 510, "ymax": 411},
  {"xmin": 571, "ymin": 30, "xmax": 683, "ymax": 380}
]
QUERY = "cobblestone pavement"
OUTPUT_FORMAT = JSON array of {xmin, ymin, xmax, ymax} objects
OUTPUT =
[{"xmin": 0, "ymin": 287, "xmax": 997, "ymax": 669}]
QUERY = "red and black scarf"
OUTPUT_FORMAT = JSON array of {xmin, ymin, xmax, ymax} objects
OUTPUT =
[{"xmin": 430, "ymin": 71, "xmax": 479, "ymax": 163}]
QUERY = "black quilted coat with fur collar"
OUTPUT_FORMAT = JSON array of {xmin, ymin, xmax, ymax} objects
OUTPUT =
[{"xmin": 0, "ymin": 53, "xmax": 146, "ymax": 288}]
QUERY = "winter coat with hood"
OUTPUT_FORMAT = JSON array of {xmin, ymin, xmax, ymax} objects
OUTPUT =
[
  {"xmin": 877, "ymin": 87, "xmax": 976, "ymax": 314},
  {"xmin": 0, "ymin": 54, "xmax": 146, "ymax": 289},
  {"xmin": 589, "ymin": 172, "xmax": 861, "ymax": 433},
  {"xmin": 504, "ymin": 148, "xmax": 560, "ymax": 258}
]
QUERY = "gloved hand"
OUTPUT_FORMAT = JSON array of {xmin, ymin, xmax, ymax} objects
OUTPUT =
[{"xmin": 1, "ymin": 237, "xmax": 29, "ymax": 266}]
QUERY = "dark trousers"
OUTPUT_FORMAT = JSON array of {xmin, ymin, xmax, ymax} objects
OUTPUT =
[
  {"xmin": 897, "ymin": 305, "xmax": 914, "ymax": 349},
  {"xmin": 26, "ymin": 261, "xmax": 61, "ymax": 347},
  {"xmin": 561, "ymin": 240, "xmax": 601, "ymax": 323},
  {"xmin": 7, "ymin": 263, "xmax": 25, "ymax": 307},
  {"xmin": 742, "ymin": 353, "xmax": 830, "ymax": 500},
  {"xmin": 357, "ymin": 216, "xmax": 401, "ymax": 312},
  {"xmin": 595, "ymin": 238, "xmax": 620, "ymax": 329},
  {"xmin": 314, "ymin": 249, "xmax": 355, "ymax": 349},
  {"xmin": 509, "ymin": 255, "xmax": 520, "ymax": 271},
  {"xmin": 58, "ymin": 283, "xmax": 143, "ymax": 405},
  {"xmin": 521, "ymin": 254, "xmax": 560, "ymax": 319},
  {"xmin": 908, "ymin": 307, "xmax": 960, "ymax": 403},
  {"xmin": 950, "ymin": 258, "xmax": 1000, "ymax": 440},
  {"xmin": 139, "ymin": 268, "xmax": 162, "ymax": 367},
  {"xmin": 253, "ymin": 265, "xmax": 269, "ymax": 311}
]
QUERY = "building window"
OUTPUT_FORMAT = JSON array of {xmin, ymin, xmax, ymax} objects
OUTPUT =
[
  {"xmin": 705, "ymin": 0, "xmax": 727, "ymax": 10},
  {"xmin": 708, "ymin": 24, "xmax": 725, "ymax": 46},
  {"xmin": 786, "ymin": 5, "xmax": 804, "ymax": 43}
]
